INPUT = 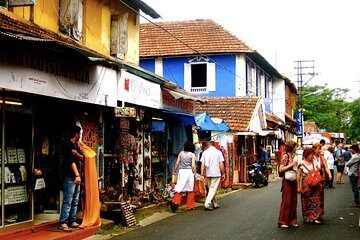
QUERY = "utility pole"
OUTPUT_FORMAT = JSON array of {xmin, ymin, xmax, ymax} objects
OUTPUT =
[{"xmin": 294, "ymin": 60, "xmax": 316, "ymax": 146}]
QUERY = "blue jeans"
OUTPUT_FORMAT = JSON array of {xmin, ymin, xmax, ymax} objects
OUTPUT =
[
  {"xmin": 349, "ymin": 174, "xmax": 359, "ymax": 204},
  {"xmin": 60, "ymin": 177, "xmax": 80, "ymax": 226}
]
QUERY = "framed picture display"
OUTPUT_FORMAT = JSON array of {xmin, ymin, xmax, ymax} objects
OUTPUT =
[
  {"xmin": 7, "ymin": 147, "xmax": 18, "ymax": 164},
  {"xmin": 17, "ymin": 148, "xmax": 26, "ymax": 163}
]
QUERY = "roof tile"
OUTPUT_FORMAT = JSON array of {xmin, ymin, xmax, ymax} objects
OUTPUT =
[
  {"xmin": 140, "ymin": 19, "xmax": 253, "ymax": 57},
  {"xmin": 195, "ymin": 96, "xmax": 259, "ymax": 132}
]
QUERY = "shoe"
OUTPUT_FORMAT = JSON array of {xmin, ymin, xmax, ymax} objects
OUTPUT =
[
  {"xmin": 291, "ymin": 223, "xmax": 299, "ymax": 228},
  {"xmin": 213, "ymin": 204, "xmax": 220, "ymax": 209},
  {"xmin": 279, "ymin": 224, "xmax": 288, "ymax": 228},
  {"xmin": 70, "ymin": 223, "xmax": 85, "ymax": 229},
  {"xmin": 204, "ymin": 204, "xmax": 213, "ymax": 210},
  {"xmin": 349, "ymin": 203, "xmax": 360, "ymax": 207},
  {"xmin": 314, "ymin": 220, "xmax": 322, "ymax": 224},
  {"xmin": 60, "ymin": 225, "xmax": 73, "ymax": 232},
  {"xmin": 187, "ymin": 208, "xmax": 195, "ymax": 211}
]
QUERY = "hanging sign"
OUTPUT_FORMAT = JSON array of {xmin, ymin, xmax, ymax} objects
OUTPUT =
[
  {"xmin": 114, "ymin": 107, "xmax": 136, "ymax": 117},
  {"xmin": 296, "ymin": 111, "xmax": 303, "ymax": 138}
]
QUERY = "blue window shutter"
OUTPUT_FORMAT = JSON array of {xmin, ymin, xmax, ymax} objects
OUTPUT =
[{"xmin": 207, "ymin": 63, "xmax": 216, "ymax": 91}]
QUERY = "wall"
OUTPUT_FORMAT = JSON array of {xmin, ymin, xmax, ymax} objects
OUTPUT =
[
  {"xmin": 10, "ymin": 0, "xmax": 59, "ymax": 32},
  {"xmin": 272, "ymin": 77, "xmax": 286, "ymax": 121},
  {"xmin": 141, "ymin": 54, "xmax": 237, "ymax": 97}
]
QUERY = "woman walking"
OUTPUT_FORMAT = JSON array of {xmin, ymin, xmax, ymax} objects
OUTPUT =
[
  {"xmin": 313, "ymin": 143, "xmax": 332, "ymax": 221},
  {"xmin": 278, "ymin": 141, "xmax": 299, "ymax": 228},
  {"xmin": 324, "ymin": 146, "xmax": 335, "ymax": 188},
  {"xmin": 171, "ymin": 142, "xmax": 196, "ymax": 212},
  {"xmin": 297, "ymin": 147, "xmax": 324, "ymax": 224}
]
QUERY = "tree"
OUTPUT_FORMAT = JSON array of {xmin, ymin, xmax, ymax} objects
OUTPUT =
[
  {"xmin": 347, "ymin": 98, "xmax": 360, "ymax": 142},
  {"xmin": 297, "ymin": 85, "xmax": 350, "ymax": 133}
]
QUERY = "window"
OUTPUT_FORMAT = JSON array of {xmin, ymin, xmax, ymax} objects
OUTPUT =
[
  {"xmin": 184, "ymin": 62, "xmax": 215, "ymax": 93},
  {"xmin": 110, "ymin": 13, "xmax": 128, "ymax": 59},
  {"xmin": 59, "ymin": 0, "xmax": 83, "ymax": 41},
  {"xmin": 246, "ymin": 60, "xmax": 256, "ymax": 96}
]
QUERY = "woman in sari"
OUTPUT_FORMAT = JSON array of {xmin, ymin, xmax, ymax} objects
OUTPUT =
[
  {"xmin": 297, "ymin": 147, "xmax": 323, "ymax": 224},
  {"xmin": 278, "ymin": 141, "xmax": 299, "ymax": 228},
  {"xmin": 312, "ymin": 143, "xmax": 332, "ymax": 221}
]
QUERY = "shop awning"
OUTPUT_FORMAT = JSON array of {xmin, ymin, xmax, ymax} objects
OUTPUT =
[
  {"xmin": 195, "ymin": 112, "xmax": 229, "ymax": 131},
  {"xmin": 162, "ymin": 110, "xmax": 196, "ymax": 125}
]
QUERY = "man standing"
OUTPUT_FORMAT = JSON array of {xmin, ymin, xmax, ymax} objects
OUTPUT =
[
  {"xmin": 345, "ymin": 144, "xmax": 360, "ymax": 207},
  {"xmin": 200, "ymin": 141, "xmax": 225, "ymax": 210},
  {"xmin": 60, "ymin": 125, "xmax": 85, "ymax": 232},
  {"xmin": 335, "ymin": 143, "xmax": 345, "ymax": 184}
]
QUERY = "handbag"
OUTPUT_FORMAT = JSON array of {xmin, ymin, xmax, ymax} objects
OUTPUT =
[
  {"xmin": 33, "ymin": 140, "xmax": 46, "ymax": 190},
  {"xmin": 303, "ymin": 162, "xmax": 322, "ymax": 189},
  {"xmin": 285, "ymin": 170, "xmax": 297, "ymax": 181}
]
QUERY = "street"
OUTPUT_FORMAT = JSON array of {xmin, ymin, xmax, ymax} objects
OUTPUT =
[{"xmin": 112, "ymin": 176, "xmax": 360, "ymax": 240}]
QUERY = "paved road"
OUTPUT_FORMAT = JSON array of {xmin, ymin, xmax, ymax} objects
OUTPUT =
[{"xmin": 112, "ymin": 176, "xmax": 360, "ymax": 240}]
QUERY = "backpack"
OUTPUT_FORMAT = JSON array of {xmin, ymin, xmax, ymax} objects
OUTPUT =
[
  {"xmin": 279, "ymin": 153, "xmax": 289, "ymax": 178},
  {"xmin": 302, "ymin": 162, "xmax": 322, "ymax": 189}
]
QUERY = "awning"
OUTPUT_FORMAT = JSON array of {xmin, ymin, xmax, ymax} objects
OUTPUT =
[
  {"xmin": 195, "ymin": 112, "xmax": 229, "ymax": 131},
  {"xmin": 162, "ymin": 110, "xmax": 195, "ymax": 125},
  {"xmin": 166, "ymin": 89, "xmax": 204, "ymax": 102}
]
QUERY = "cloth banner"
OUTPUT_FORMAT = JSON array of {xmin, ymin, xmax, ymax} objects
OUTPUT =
[{"xmin": 78, "ymin": 141, "xmax": 101, "ymax": 227}]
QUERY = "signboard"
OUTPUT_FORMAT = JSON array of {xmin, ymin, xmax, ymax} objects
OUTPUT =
[
  {"xmin": 114, "ymin": 107, "xmax": 136, "ymax": 117},
  {"xmin": 296, "ymin": 111, "xmax": 303, "ymax": 138},
  {"xmin": 118, "ymin": 70, "xmax": 160, "ymax": 109},
  {"xmin": 0, "ymin": 47, "xmax": 117, "ymax": 107},
  {"xmin": 9, "ymin": 0, "xmax": 35, "ymax": 6}
]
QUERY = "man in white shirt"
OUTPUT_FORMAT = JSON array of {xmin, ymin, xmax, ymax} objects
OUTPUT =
[{"xmin": 200, "ymin": 141, "xmax": 225, "ymax": 210}]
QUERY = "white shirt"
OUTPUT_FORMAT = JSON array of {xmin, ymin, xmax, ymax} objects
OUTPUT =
[
  {"xmin": 324, "ymin": 150, "xmax": 334, "ymax": 170},
  {"xmin": 200, "ymin": 146, "xmax": 224, "ymax": 177}
]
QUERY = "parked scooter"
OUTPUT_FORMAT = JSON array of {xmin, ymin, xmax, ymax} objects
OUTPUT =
[{"xmin": 247, "ymin": 162, "xmax": 268, "ymax": 188}]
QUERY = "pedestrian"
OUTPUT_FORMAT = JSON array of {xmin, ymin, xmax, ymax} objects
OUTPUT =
[
  {"xmin": 343, "ymin": 146, "xmax": 352, "ymax": 175},
  {"xmin": 334, "ymin": 143, "xmax": 345, "ymax": 184},
  {"xmin": 324, "ymin": 145, "xmax": 335, "ymax": 188},
  {"xmin": 60, "ymin": 125, "xmax": 85, "ymax": 232},
  {"xmin": 297, "ymin": 147, "xmax": 323, "ymax": 224},
  {"xmin": 200, "ymin": 141, "xmax": 225, "ymax": 210},
  {"xmin": 258, "ymin": 144, "xmax": 269, "ymax": 172},
  {"xmin": 313, "ymin": 143, "xmax": 332, "ymax": 221},
  {"xmin": 345, "ymin": 144, "xmax": 360, "ymax": 207},
  {"xmin": 278, "ymin": 141, "xmax": 299, "ymax": 228},
  {"xmin": 171, "ymin": 141, "xmax": 196, "ymax": 212}
]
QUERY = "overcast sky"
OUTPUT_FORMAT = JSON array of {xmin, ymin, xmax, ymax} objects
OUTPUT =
[{"xmin": 141, "ymin": 0, "xmax": 360, "ymax": 100}]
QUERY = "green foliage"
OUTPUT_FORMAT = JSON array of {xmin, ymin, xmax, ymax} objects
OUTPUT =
[
  {"xmin": 297, "ymin": 85, "xmax": 351, "ymax": 134},
  {"xmin": 347, "ymin": 98, "xmax": 360, "ymax": 142}
]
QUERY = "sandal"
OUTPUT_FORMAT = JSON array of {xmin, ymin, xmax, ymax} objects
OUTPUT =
[
  {"xmin": 279, "ymin": 224, "xmax": 288, "ymax": 228},
  {"xmin": 314, "ymin": 220, "xmax": 322, "ymax": 224},
  {"xmin": 291, "ymin": 223, "xmax": 299, "ymax": 228},
  {"xmin": 70, "ymin": 223, "xmax": 85, "ymax": 229},
  {"xmin": 60, "ymin": 225, "xmax": 73, "ymax": 232}
]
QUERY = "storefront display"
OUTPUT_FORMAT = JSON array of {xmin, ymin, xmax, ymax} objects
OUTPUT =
[{"xmin": 0, "ymin": 99, "xmax": 32, "ymax": 226}]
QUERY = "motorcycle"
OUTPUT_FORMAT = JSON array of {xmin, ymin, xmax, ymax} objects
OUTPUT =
[{"xmin": 247, "ymin": 162, "xmax": 268, "ymax": 188}]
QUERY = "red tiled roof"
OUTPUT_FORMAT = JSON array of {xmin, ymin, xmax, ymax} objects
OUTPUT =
[
  {"xmin": 140, "ymin": 19, "xmax": 253, "ymax": 57},
  {"xmin": 195, "ymin": 97, "xmax": 259, "ymax": 132}
]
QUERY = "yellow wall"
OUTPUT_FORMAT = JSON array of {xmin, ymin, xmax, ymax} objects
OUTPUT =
[
  {"xmin": 9, "ymin": 0, "xmax": 139, "ymax": 64},
  {"xmin": 10, "ymin": 0, "xmax": 59, "ymax": 32}
]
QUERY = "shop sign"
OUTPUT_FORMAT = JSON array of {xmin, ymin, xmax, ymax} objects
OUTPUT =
[
  {"xmin": 118, "ymin": 70, "xmax": 160, "ymax": 109},
  {"xmin": 0, "ymin": 54, "xmax": 118, "ymax": 107},
  {"xmin": 160, "ymin": 90, "xmax": 195, "ymax": 114},
  {"xmin": 114, "ymin": 107, "xmax": 136, "ymax": 117},
  {"xmin": 296, "ymin": 111, "xmax": 303, "ymax": 138}
]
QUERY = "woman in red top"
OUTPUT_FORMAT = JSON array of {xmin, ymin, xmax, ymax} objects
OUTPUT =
[{"xmin": 278, "ymin": 141, "xmax": 298, "ymax": 228}]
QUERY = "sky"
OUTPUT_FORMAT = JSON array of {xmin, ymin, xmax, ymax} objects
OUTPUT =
[{"xmin": 141, "ymin": 0, "xmax": 360, "ymax": 100}]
